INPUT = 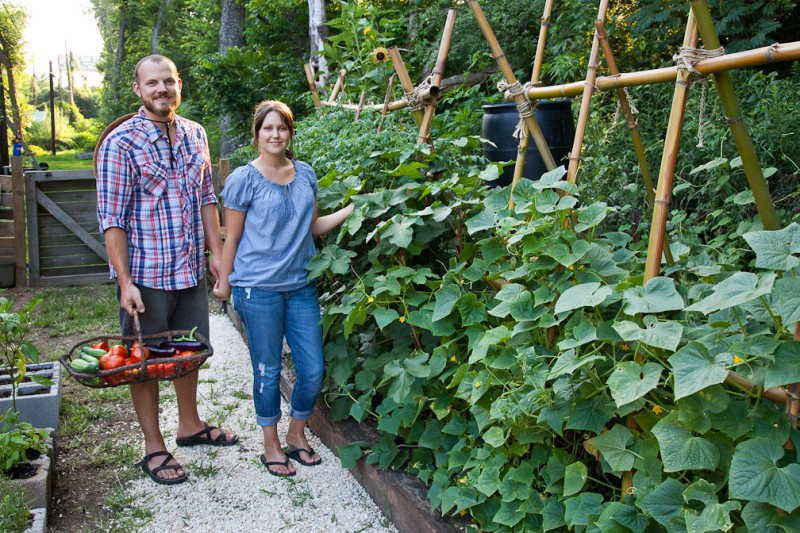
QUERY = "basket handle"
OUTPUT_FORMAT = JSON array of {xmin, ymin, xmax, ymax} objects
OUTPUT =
[{"xmin": 133, "ymin": 311, "xmax": 147, "ymax": 374}]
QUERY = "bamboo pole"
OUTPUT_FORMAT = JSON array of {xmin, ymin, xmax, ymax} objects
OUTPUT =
[
  {"xmin": 524, "ymin": 41, "xmax": 800, "ymax": 100},
  {"xmin": 624, "ymin": 10, "xmax": 700, "ymax": 498},
  {"xmin": 328, "ymin": 69, "xmax": 347, "ymax": 104},
  {"xmin": 417, "ymin": 8, "xmax": 457, "ymax": 146},
  {"xmin": 355, "ymin": 90, "xmax": 366, "ymax": 121},
  {"xmin": 388, "ymin": 47, "xmax": 424, "ymax": 127},
  {"xmin": 689, "ymin": 0, "xmax": 780, "ymax": 231},
  {"xmin": 643, "ymin": 11, "xmax": 699, "ymax": 281},
  {"xmin": 467, "ymin": 0, "xmax": 557, "ymax": 171},
  {"xmin": 304, "ymin": 64, "xmax": 321, "ymax": 108},
  {"xmin": 377, "ymin": 74, "xmax": 396, "ymax": 133},
  {"xmin": 595, "ymin": 19, "xmax": 674, "ymax": 266},
  {"xmin": 566, "ymin": 0, "xmax": 609, "ymax": 185},
  {"xmin": 508, "ymin": 0, "xmax": 554, "ymax": 208}
]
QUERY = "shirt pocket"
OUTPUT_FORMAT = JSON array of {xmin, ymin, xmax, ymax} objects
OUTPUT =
[
  {"xmin": 139, "ymin": 161, "xmax": 169, "ymax": 198},
  {"xmin": 184, "ymin": 153, "xmax": 207, "ymax": 190}
]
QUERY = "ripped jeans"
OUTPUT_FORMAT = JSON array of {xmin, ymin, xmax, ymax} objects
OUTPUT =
[{"xmin": 232, "ymin": 284, "xmax": 324, "ymax": 427}]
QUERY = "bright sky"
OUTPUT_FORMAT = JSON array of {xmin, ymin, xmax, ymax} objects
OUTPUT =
[{"xmin": 19, "ymin": 0, "xmax": 103, "ymax": 84}]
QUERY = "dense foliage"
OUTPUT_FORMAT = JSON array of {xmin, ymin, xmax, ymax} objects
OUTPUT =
[{"xmin": 293, "ymin": 53, "xmax": 800, "ymax": 528}]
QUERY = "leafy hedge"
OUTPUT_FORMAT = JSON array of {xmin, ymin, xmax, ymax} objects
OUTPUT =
[{"xmin": 295, "ymin": 100, "xmax": 800, "ymax": 532}]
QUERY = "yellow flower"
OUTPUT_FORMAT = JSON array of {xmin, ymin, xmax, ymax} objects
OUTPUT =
[
  {"xmin": 449, "ymin": 356, "xmax": 456, "ymax": 362},
  {"xmin": 363, "ymin": 27, "xmax": 372, "ymax": 36},
  {"xmin": 473, "ymin": 381, "xmax": 482, "ymax": 387},
  {"xmin": 733, "ymin": 355, "xmax": 743, "ymax": 365},
  {"xmin": 620, "ymin": 343, "xmax": 631, "ymax": 351},
  {"xmin": 399, "ymin": 316, "xmax": 406, "ymax": 323},
  {"xmin": 372, "ymin": 46, "xmax": 389, "ymax": 63},
  {"xmin": 458, "ymin": 476, "xmax": 467, "ymax": 484},
  {"xmin": 368, "ymin": 296, "xmax": 374, "ymax": 303},
  {"xmin": 568, "ymin": 265, "xmax": 575, "ymax": 270},
  {"xmin": 460, "ymin": 510, "xmax": 467, "ymax": 516},
  {"xmin": 652, "ymin": 405, "xmax": 663, "ymax": 415}
]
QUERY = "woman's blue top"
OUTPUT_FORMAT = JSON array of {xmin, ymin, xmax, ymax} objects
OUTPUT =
[{"xmin": 222, "ymin": 160, "xmax": 317, "ymax": 291}]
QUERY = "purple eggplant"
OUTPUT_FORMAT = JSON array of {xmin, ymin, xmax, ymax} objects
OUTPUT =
[
  {"xmin": 144, "ymin": 344, "xmax": 176, "ymax": 358},
  {"xmin": 159, "ymin": 340, "xmax": 207, "ymax": 351}
]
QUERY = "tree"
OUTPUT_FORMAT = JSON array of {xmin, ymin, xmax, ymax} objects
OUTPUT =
[
  {"xmin": 0, "ymin": 2, "xmax": 29, "ymax": 143},
  {"xmin": 218, "ymin": 0, "xmax": 245, "ymax": 158},
  {"xmin": 308, "ymin": 0, "xmax": 328, "ymax": 86}
]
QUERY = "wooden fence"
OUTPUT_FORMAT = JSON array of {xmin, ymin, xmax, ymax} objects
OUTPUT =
[{"xmin": 6, "ymin": 156, "xmax": 230, "ymax": 288}]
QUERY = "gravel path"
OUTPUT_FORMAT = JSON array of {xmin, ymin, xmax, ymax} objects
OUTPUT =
[{"xmin": 124, "ymin": 312, "xmax": 397, "ymax": 533}]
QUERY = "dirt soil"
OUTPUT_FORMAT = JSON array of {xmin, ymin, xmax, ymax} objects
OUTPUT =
[{"xmin": 4, "ymin": 286, "xmax": 141, "ymax": 532}]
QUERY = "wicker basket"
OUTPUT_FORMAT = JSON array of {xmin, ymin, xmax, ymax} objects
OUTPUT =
[{"xmin": 59, "ymin": 320, "xmax": 213, "ymax": 389}]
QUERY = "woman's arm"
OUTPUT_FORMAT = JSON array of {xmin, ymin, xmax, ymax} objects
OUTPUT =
[
  {"xmin": 212, "ymin": 208, "xmax": 246, "ymax": 300},
  {"xmin": 311, "ymin": 202, "xmax": 354, "ymax": 238}
]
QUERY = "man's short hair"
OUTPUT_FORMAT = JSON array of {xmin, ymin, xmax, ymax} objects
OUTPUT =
[{"xmin": 134, "ymin": 55, "xmax": 179, "ymax": 83}]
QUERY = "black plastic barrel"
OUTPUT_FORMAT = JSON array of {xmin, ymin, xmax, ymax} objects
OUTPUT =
[{"xmin": 481, "ymin": 100, "xmax": 575, "ymax": 187}]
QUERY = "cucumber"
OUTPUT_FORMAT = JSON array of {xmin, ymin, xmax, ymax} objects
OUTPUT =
[
  {"xmin": 71, "ymin": 358, "xmax": 98, "ymax": 374},
  {"xmin": 81, "ymin": 346, "xmax": 107, "ymax": 358},
  {"xmin": 80, "ymin": 352, "xmax": 101, "ymax": 364}
]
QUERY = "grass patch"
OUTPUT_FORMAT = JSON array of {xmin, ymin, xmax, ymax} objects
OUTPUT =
[
  {"xmin": 32, "ymin": 284, "xmax": 118, "ymax": 337},
  {"xmin": 36, "ymin": 149, "xmax": 94, "ymax": 171}
]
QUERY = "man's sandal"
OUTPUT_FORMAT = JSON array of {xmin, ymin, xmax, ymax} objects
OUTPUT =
[
  {"xmin": 136, "ymin": 451, "xmax": 187, "ymax": 485},
  {"xmin": 175, "ymin": 422, "xmax": 239, "ymax": 447}
]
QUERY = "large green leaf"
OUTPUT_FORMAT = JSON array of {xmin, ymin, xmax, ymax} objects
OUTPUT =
[
  {"xmin": 493, "ymin": 501, "xmax": 525, "ymax": 527},
  {"xmin": 547, "ymin": 349, "xmax": 604, "ymax": 381},
  {"xmin": 682, "ymin": 479, "xmax": 740, "ymax": 533},
  {"xmin": 545, "ymin": 240, "xmax": 591, "ymax": 267},
  {"xmin": 668, "ymin": 342, "xmax": 728, "ymax": 400},
  {"xmin": 432, "ymin": 284, "xmax": 461, "ymax": 322},
  {"xmin": 652, "ymin": 412, "xmax": 719, "ymax": 472},
  {"xmin": 372, "ymin": 307, "xmax": 400, "ymax": 330},
  {"xmin": 554, "ymin": 282, "xmax": 612, "ymax": 316},
  {"xmin": 685, "ymin": 272, "xmax": 776, "ymax": 314},
  {"xmin": 564, "ymin": 492, "xmax": 604, "ymax": 527},
  {"xmin": 613, "ymin": 318, "xmax": 683, "ymax": 352},
  {"xmin": 742, "ymin": 223, "xmax": 800, "ymax": 271},
  {"xmin": 563, "ymin": 461, "xmax": 587, "ymax": 496},
  {"xmin": 622, "ymin": 277, "xmax": 685, "ymax": 315},
  {"xmin": 597, "ymin": 502, "xmax": 649, "ymax": 533},
  {"xmin": 729, "ymin": 438, "xmax": 800, "ymax": 512},
  {"xmin": 588, "ymin": 424, "xmax": 638, "ymax": 472},
  {"xmin": 382, "ymin": 214, "xmax": 418, "ymax": 248},
  {"xmin": 574, "ymin": 202, "xmax": 613, "ymax": 232},
  {"xmin": 607, "ymin": 361, "xmax": 663, "ymax": 407},
  {"xmin": 741, "ymin": 501, "xmax": 784, "ymax": 533},
  {"xmin": 776, "ymin": 277, "xmax": 800, "ymax": 325},
  {"xmin": 764, "ymin": 341, "xmax": 800, "ymax": 389},
  {"xmin": 637, "ymin": 477, "xmax": 685, "ymax": 526}
]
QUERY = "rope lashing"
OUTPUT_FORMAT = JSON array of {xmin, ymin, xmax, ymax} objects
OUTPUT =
[
  {"xmin": 497, "ymin": 80, "xmax": 538, "ymax": 138},
  {"xmin": 404, "ymin": 75, "xmax": 435, "ymax": 113},
  {"xmin": 673, "ymin": 46, "xmax": 725, "ymax": 147}
]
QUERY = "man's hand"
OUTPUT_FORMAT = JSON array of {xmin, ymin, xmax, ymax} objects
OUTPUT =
[
  {"xmin": 212, "ymin": 278, "xmax": 231, "ymax": 301},
  {"xmin": 119, "ymin": 282, "xmax": 145, "ymax": 316}
]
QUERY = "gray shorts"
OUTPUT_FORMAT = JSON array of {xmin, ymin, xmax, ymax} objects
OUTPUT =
[{"xmin": 118, "ymin": 278, "xmax": 209, "ymax": 342}]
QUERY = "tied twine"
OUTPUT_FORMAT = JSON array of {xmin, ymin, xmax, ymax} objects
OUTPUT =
[
  {"xmin": 673, "ymin": 46, "xmax": 725, "ymax": 147},
  {"xmin": 404, "ymin": 75, "xmax": 435, "ymax": 113},
  {"xmin": 497, "ymin": 80, "xmax": 538, "ymax": 138}
]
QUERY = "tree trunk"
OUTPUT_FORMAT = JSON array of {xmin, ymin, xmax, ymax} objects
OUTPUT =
[
  {"xmin": 218, "ymin": 0, "xmax": 245, "ymax": 158},
  {"xmin": 0, "ymin": 31, "xmax": 23, "ymax": 137},
  {"xmin": 151, "ymin": 0, "xmax": 173, "ymax": 53},
  {"xmin": 111, "ymin": 2, "xmax": 128, "ymax": 106},
  {"xmin": 308, "ymin": 0, "xmax": 329, "ymax": 86},
  {"xmin": 406, "ymin": 0, "xmax": 419, "ymax": 50}
]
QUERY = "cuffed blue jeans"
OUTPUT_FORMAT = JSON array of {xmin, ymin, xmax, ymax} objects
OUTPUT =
[{"xmin": 233, "ymin": 284, "xmax": 324, "ymax": 427}]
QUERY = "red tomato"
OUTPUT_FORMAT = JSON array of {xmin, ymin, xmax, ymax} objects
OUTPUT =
[
  {"xmin": 92, "ymin": 341, "xmax": 110, "ymax": 352},
  {"xmin": 130, "ymin": 341, "xmax": 149, "ymax": 363},
  {"xmin": 103, "ymin": 354, "xmax": 126, "ymax": 371},
  {"xmin": 163, "ymin": 362, "xmax": 178, "ymax": 377},
  {"xmin": 110, "ymin": 345, "xmax": 128, "ymax": 359}
]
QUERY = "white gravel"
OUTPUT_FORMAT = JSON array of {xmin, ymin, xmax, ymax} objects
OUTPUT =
[{"xmin": 124, "ymin": 312, "xmax": 397, "ymax": 533}]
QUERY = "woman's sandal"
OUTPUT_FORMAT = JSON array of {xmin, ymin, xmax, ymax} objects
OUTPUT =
[
  {"xmin": 259, "ymin": 454, "xmax": 296, "ymax": 477},
  {"xmin": 135, "ymin": 451, "xmax": 188, "ymax": 485},
  {"xmin": 284, "ymin": 445, "xmax": 322, "ymax": 466}
]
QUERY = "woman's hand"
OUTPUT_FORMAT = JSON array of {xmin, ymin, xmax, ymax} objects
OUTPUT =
[{"xmin": 213, "ymin": 279, "xmax": 231, "ymax": 300}]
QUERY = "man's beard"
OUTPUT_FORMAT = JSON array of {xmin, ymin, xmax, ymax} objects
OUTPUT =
[{"xmin": 143, "ymin": 92, "xmax": 181, "ymax": 118}]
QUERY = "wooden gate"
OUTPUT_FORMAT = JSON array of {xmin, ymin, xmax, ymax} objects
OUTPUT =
[{"xmin": 25, "ymin": 169, "xmax": 109, "ymax": 286}]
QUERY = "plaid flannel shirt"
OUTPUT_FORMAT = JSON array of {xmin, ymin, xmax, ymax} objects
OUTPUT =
[{"xmin": 96, "ymin": 108, "xmax": 217, "ymax": 290}]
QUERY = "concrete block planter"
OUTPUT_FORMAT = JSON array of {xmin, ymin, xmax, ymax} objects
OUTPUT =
[
  {"xmin": 25, "ymin": 508, "xmax": 47, "ymax": 533},
  {"xmin": 0, "ymin": 362, "xmax": 62, "ymax": 429},
  {"xmin": 14, "ymin": 431, "xmax": 55, "ymax": 513}
]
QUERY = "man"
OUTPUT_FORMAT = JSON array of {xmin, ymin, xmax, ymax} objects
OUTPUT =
[{"xmin": 96, "ymin": 55, "xmax": 238, "ymax": 485}]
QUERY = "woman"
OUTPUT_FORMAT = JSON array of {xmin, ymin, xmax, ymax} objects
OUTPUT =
[{"xmin": 213, "ymin": 100, "xmax": 353, "ymax": 477}]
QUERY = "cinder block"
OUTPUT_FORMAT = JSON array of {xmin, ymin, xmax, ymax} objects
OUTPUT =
[{"xmin": 0, "ymin": 362, "xmax": 62, "ymax": 429}]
